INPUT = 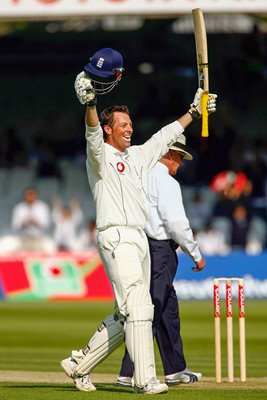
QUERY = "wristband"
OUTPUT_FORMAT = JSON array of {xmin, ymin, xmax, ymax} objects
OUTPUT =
[
  {"xmin": 188, "ymin": 107, "xmax": 201, "ymax": 120},
  {"xmin": 86, "ymin": 97, "xmax": 97, "ymax": 107}
]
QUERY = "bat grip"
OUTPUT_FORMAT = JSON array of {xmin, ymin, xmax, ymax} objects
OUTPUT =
[{"xmin": 201, "ymin": 91, "xmax": 209, "ymax": 137}]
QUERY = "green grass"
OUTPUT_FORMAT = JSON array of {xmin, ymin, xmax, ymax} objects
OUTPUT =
[
  {"xmin": 0, "ymin": 299, "xmax": 266, "ymax": 399},
  {"xmin": 1, "ymin": 383, "xmax": 267, "ymax": 400}
]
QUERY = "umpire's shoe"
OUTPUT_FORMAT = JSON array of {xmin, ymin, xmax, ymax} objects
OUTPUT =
[
  {"xmin": 60, "ymin": 357, "xmax": 96, "ymax": 392},
  {"xmin": 165, "ymin": 369, "xmax": 202, "ymax": 385},
  {"xmin": 117, "ymin": 375, "xmax": 133, "ymax": 387}
]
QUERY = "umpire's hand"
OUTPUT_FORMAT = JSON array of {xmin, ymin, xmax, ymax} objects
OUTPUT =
[{"xmin": 192, "ymin": 257, "xmax": 206, "ymax": 272}]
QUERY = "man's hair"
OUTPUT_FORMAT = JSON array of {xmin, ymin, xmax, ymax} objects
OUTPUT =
[
  {"xmin": 100, "ymin": 105, "xmax": 130, "ymax": 141},
  {"xmin": 24, "ymin": 186, "xmax": 37, "ymax": 195}
]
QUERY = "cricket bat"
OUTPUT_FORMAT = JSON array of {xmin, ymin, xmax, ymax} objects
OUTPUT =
[{"xmin": 192, "ymin": 8, "xmax": 209, "ymax": 137}]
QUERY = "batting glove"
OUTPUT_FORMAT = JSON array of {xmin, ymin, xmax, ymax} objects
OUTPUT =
[
  {"xmin": 207, "ymin": 93, "xmax": 217, "ymax": 114},
  {"xmin": 189, "ymin": 89, "xmax": 218, "ymax": 119},
  {"xmin": 74, "ymin": 71, "xmax": 97, "ymax": 106}
]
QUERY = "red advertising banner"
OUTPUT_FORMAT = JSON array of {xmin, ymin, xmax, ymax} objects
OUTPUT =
[
  {"xmin": 0, "ymin": 251, "xmax": 114, "ymax": 301},
  {"xmin": 1, "ymin": 0, "xmax": 267, "ymax": 19}
]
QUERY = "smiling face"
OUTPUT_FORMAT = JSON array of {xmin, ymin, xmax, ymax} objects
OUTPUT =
[{"xmin": 103, "ymin": 111, "xmax": 133, "ymax": 152}]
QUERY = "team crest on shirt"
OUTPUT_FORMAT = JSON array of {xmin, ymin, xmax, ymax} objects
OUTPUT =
[{"xmin": 116, "ymin": 162, "xmax": 125, "ymax": 173}]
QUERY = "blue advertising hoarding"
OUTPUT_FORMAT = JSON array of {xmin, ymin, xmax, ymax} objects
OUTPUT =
[{"xmin": 174, "ymin": 250, "xmax": 267, "ymax": 299}]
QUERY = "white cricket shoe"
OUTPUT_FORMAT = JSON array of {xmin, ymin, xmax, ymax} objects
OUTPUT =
[
  {"xmin": 73, "ymin": 375, "xmax": 96, "ymax": 392},
  {"xmin": 134, "ymin": 378, "xmax": 168, "ymax": 394},
  {"xmin": 117, "ymin": 376, "xmax": 133, "ymax": 387},
  {"xmin": 60, "ymin": 357, "xmax": 96, "ymax": 392},
  {"xmin": 165, "ymin": 368, "xmax": 202, "ymax": 385},
  {"xmin": 61, "ymin": 357, "xmax": 76, "ymax": 377}
]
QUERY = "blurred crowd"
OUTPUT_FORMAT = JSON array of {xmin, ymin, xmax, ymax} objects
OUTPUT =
[
  {"xmin": 184, "ymin": 169, "xmax": 267, "ymax": 255},
  {"xmin": 0, "ymin": 187, "xmax": 97, "ymax": 254},
  {"xmin": 0, "ymin": 160, "xmax": 266, "ymax": 256}
]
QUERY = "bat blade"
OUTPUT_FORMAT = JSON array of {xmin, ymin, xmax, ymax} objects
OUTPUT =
[{"xmin": 192, "ymin": 8, "xmax": 209, "ymax": 137}]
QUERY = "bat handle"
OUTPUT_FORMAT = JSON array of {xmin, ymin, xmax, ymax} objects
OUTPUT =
[{"xmin": 201, "ymin": 91, "xmax": 209, "ymax": 137}]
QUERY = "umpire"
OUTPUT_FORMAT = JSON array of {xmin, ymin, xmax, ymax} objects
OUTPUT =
[{"xmin": 118, "ymin": 134, "xmax": 205, "ymax": 386}]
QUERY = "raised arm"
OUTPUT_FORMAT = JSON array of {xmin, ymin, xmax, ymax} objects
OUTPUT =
[
  {"xmin": 178, "ymin": 88, "xmax": 217, "ymax": 129},
  {"xmin": 85, "ymin": 105, "xmax": 99, "ymax": 128},
  {"xmin": 177, "ymin": 112, "xmax": 194, "ymax": 130}
]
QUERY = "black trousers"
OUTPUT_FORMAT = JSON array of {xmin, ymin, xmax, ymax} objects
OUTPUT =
[{"xmin": 119, "ymin": 237, "xmax": 186, "ymax": 377}]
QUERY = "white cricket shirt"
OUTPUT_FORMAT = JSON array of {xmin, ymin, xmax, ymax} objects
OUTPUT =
[
  {"xmin": 85, "ymin": 121, "xmax": 184, "ymax": 231},
  {"xmin": 145, "ymin": 162, "xmax": 202, "ymax": 262}
]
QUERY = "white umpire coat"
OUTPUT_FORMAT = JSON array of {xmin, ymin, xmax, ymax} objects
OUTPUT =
[{"xmin": 145, "ymin": 162, "xmax": 202, "ymax": 262}]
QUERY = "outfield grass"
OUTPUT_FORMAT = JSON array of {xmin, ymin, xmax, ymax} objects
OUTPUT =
[{"xmin": 0, "ymin": 299, "xmax": 266, "ymax": 399}]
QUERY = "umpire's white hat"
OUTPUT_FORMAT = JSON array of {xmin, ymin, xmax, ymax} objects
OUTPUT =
[{"xmin": 169, "ymin": 134, "xmax": 193, "ymax": 160}]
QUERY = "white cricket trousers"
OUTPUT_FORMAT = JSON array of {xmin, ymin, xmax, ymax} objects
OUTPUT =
[
  {"xmin": 97, "ymin": 225, "xmax": 157, "ymax": 387},
  {"xmin": 97, "ymin": 226, "xmax": 152, "ymax": 315}
]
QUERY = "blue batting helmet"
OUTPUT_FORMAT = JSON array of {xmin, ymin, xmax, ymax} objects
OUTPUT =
[{"xmin": 83, "ymin": 48, "xmax": 124, "ymax": 94}]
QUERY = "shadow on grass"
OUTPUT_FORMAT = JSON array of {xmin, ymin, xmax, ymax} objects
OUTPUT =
[
  {"xmin": 1, "ymin": 382, "xmax": 134, "ymax": 394},
  {"xmin": 95, "ymin": 383, "xmax": 133, "ymax": 393}
]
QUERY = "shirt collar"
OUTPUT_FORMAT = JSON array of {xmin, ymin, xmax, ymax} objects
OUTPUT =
[
  {"xmin": 156, "ymin": 161, "xmax": 169, "ymax": 174},
  {"xmin": 105, "ymin": 143, "xmax": 129, "ymax": 157}
]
